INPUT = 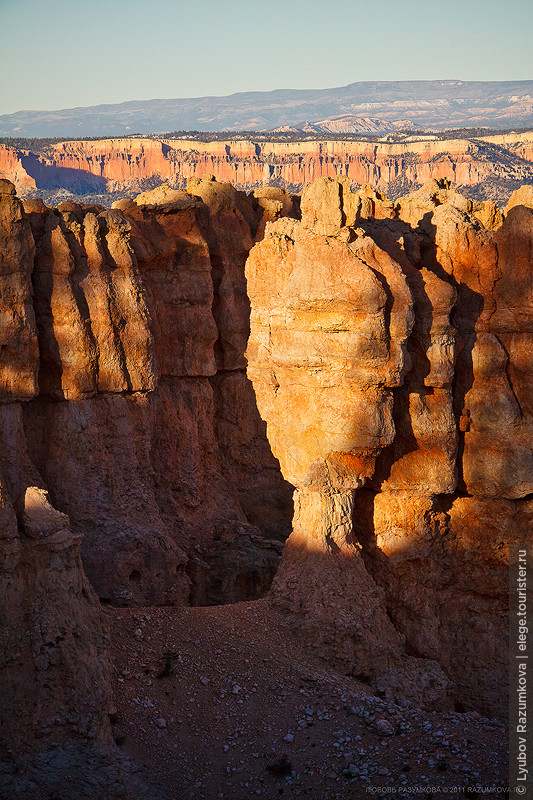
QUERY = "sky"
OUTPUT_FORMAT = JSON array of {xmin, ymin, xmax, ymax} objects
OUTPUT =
[{"xmin": 0, "ymin": 0, "xmax": 532, "ymax": 115}]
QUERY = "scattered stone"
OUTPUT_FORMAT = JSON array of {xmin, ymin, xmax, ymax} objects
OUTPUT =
[{"xmin": 376, "ymin": 719, "xmax": 395, "ymax": 736}]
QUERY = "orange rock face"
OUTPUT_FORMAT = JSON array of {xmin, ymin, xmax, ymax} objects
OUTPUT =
[
  {"xmin": 0, "ymin": 178, "xmax": 293, "ymax": 609},
  {"xmin": 0, "ymin": 147, "xmax": 37, "ymax": 191},
  {"xmin": 2, "ymin": 131, "xmax": 533, "ymax": 200},
  {"xmin": 245, "ymin": 175, "xmax": 533, "ymax": 716}
]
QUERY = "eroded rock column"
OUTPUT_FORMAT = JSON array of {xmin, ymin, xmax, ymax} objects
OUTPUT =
[
  {"xmin": 245, "ymin": 178, "xmax": 451, "ymax": 705},
  {"xmin": 246, "ymin": 175, "xmax": 533, "ymax": 716}
]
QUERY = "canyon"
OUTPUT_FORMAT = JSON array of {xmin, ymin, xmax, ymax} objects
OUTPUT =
[
  {"xmin": 0, "ymin": 173, "xmax": 531, "ymax": 796},
  {"xmin": 1, "ymin": 130, "xmax": 533, "ymax": 208}
]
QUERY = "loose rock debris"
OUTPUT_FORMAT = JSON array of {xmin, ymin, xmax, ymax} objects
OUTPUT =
[{"xmin": 108, "ymin": 600, "xmax": 507, "ymax": 800}]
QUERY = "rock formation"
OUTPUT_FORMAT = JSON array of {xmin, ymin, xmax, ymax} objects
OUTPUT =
[
  {"xmin": 1, "ymin": 178, "xmax": 293, "ymax": 608},
  {"xmin": 0, "ymin": 169, "xmax": 530, "ymax": 762},
  {"xmin": 245, "ymin": 175, "xmax": 533, "ymax": 718},
  {"xmin": 2, "ymin": 130, "xmax": 533, "ymax": 205},
  {"xmin": 0, "ymin": 481, "xmax": 145, "ymax": 799},
  {"xmin": 0, "ymin": 182, "xmax": 166, "ymax": 798}
]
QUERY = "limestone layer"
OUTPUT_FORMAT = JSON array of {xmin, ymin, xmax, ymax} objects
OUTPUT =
[
  {"xmin": 245, "ymin": 177, "xmax": 533, "ymax": 717},
  {"xmin": 1, "ymin": 131, "xmax": 533, "ymax": 201}
]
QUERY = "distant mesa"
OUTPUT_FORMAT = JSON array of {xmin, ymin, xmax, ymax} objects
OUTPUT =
[{"xmin": 1, "ymin": 128, "xmax": 533, "ymax": 208}]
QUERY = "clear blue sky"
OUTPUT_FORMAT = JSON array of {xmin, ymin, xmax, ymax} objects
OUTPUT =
[{"xmin": 0, "ymin": 0, "xmax": 532, "ymax": 115}]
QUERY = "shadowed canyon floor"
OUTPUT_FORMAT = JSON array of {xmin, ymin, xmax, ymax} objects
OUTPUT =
[{"xmin": 108, "ymin": 602, "xmax": 507, "ymax": 800}]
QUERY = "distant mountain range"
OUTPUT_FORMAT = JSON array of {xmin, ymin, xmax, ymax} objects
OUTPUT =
[
  {"xmin": 0, "ymin": 81, "xmax": 532, "ymax": 138},
  {"xmin": 272, "ymin": 115, "xmax": 415, "ymax": 134}
]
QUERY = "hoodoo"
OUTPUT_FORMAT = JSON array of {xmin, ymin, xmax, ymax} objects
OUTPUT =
[{"xmin": 245, "ymin": 176, "xmax": 533, "ymax": 718}]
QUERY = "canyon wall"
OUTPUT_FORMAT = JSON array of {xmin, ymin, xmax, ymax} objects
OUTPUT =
[
  {"xmin": 245, "ymin": 176, "xmax": 533, "ymax": 718},
  {"xmin": 0, "ymin": 179, "xmax": 165, "ymax": 798},
  {"xmin": 1, "ymin": 177, "xmax": 294, "ymax": 608},
  {"xmin": 1, "ymin": 171, "xmax": 531, "ymax": 746},
  {"xmin": 2, "ymin": 131, "xmax": 533, "ymax": 203}
]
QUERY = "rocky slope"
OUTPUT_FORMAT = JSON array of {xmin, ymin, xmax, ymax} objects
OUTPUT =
[
  {"xmin": 2, "ymin": 131, "xmax": 533, "ymax": 207},
  {"xmin": 106, "ymin": 601, "xmax": 506, "ymax": 799}
]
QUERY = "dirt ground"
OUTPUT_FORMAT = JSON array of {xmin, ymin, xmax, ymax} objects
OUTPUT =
[{"xmin": 107, "ymin": 600, "xmax": 507, "ymax": 800}]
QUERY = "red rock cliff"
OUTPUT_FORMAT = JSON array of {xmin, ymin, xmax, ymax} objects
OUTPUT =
[
  {"xmin": 2, "ymin": 178, "xmax": 294, "ymax": 609},
  {"xmin": 2, "ymin": 132, "xmax": 533, "ymax": 201}
]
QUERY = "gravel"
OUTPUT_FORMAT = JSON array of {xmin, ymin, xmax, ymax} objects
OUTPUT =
[{"xmin": 107, "ymin": 599, "xmax": 507, "ymax": 800}]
